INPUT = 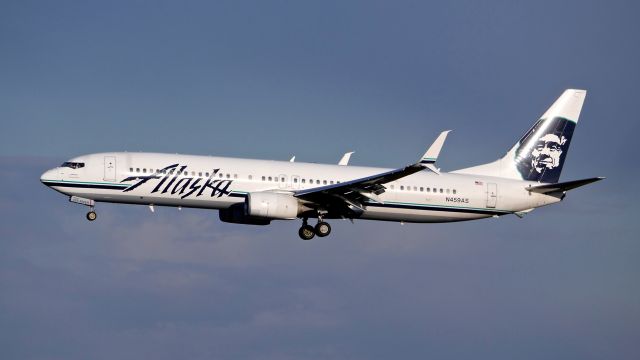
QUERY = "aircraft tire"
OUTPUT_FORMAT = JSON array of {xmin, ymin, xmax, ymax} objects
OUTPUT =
[
  {"xmin": 315, "ymin": 222, "xmax": 331, "ymax": 237},
  {"xmin": 86, "ymin": 211, "xmax": 97, "ymax": 221},
  {"xmin": 299, "ymin": 225, "xmax": 315, "ymax": 240}
]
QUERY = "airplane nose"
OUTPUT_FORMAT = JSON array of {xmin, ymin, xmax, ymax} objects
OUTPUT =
[{"xmin": 40, "ymin": 169, "xmax": 56, "ymax": 185}]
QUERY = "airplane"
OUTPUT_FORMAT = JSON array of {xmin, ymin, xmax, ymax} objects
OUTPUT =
[{"xmin": 40, "ymin": 89, "xmax": 603, "ymax": 240}]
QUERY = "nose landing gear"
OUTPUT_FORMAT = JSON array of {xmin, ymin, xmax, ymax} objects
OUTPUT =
[
  {"xmin": 69, "ymin": 196, "xmax": 98, "ymax": 222},
  {"xmin": 86, "ymin": 210, "xmax": 97, "ymax": 221}
]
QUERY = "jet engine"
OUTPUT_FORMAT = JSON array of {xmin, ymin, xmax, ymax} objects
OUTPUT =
[
  {"xmin": 219, "ymin": 203, "xmax": 271, "ymax": 225},
  {"xmin": 218, "ymin": 192, "xmax": 301, "ymax": 225},
  {"xmin": 246, "ymin": 192, "xmax": 300, "ymax": 219}
]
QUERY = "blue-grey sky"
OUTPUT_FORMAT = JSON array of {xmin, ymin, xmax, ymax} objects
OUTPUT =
[{"xmin": 1, "ymin": 1, "xmax": 639, "ymax": 359}]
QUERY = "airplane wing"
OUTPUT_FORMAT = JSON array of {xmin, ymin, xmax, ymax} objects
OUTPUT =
[{"xmin": 295, "ymin": 131, "xmax": 450, "ymax": 215}]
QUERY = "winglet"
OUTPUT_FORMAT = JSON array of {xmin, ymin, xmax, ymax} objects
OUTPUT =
[
  {"xmin": 338, "ymin": 152, "xmax": 354, "ymax": 166},
  {"xmin": 289, "ymin": 156, "xmax": 295, "ymax": 162},
  {"xmin": 420, "ymin": 131, "xmax": 451, "ymax": 164},
  {"xmin": 419, "ymin": 131, "xmax": 451, "ymax": 174}
]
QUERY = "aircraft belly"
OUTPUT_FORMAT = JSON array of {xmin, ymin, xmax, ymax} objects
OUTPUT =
[{"xmin": 360, "ymin": 206, "xmax": 489, "ymax": 223}]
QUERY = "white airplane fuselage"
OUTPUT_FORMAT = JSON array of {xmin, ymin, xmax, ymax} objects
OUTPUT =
[
  {"xmin": 40, "ymin": 152, "xmax": 558, "ymax": 223},
  {"xmin": 40, "ymin": 90, "xmax": 601, "ymax": 239}
]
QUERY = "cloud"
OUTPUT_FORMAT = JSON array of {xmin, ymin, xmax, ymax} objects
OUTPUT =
[{"xmin": 2, "ymin": 157, "xmax": 639, "ymax": 359}]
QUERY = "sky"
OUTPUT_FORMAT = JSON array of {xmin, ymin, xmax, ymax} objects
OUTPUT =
[{"xmin": 1, "ymin": 1, "xmax": 639, "ymax": 359}]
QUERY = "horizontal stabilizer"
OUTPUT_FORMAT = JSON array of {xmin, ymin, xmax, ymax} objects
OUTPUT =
[{"xmin": 527, "ymin": 177, "xmax": 604, "ymax": 194}]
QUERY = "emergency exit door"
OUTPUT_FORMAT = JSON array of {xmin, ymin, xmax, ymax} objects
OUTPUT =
[{"xmin": 104, "ymin": 156, "xmax": 116, "ymax": 181}]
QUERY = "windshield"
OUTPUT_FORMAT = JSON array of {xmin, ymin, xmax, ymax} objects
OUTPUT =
[{"xmin": 61, "ymin": 162, "xmax": 85, "ymax": 169}]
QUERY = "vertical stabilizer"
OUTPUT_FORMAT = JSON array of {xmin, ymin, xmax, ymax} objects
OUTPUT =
[{"xmin": 454, "ymin": 89, "xmax": 586, "ymax": 183}]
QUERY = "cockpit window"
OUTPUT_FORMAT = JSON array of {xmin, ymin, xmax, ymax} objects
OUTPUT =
[{"xmin": 61, "ymin": 162, "xmax": 85, "ymax": 169}]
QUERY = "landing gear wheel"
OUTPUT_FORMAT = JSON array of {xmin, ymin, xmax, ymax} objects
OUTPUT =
[
  {"xmin": 315, "ymin": 221, "xmax": 331, "ymax": 237},
  {"xmin": 299, "ymin": 225, "xmax": 315, "ymax": 240},
  {"xmin": 86, "ymin": 211, "xmax": 97, "ymax": 221}
]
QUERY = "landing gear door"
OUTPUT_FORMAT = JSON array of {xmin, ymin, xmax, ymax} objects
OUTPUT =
[
  {"xmin": 486, "ymin": 183, "xmax": 497, "ymax": 208},
  {"xmin": 104, "ymin": 156, "xmax": 116, "ymax": 182}
]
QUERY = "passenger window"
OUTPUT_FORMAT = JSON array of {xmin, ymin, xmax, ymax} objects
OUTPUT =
[
  {"xmin": 281, "ymin": 177, "xmax": 285, "ymax": 182},
  {"xmin": 294, "ymin": 178, "xmax": 298, "ymax": 183},
  {"xmin": 234, "ymin": 174, "xmax": 238, "ymax": 179},
  {"xmin": 323, "ymin": 180, "xmax": 327, "ymax": 185},
  {"xmin": 129, "ymin": 168, "xmax": 133, "ymax": 172},
  {"xmin": 446, "ymin": 189, "xmax": 450, "ymax": 194},
  {"xmin": 205, "ymin": 172, "xmax": 209, "ymax": 177},
  {"xmin": 249, "ymin": 175, "xmax": 253, "ymax": 180},
  {"xmin": 420, "ymin": 187, "xmax": 424, "ymax": 192},
  {"xmin": 440, "ymin": 188, "xmax": 443, "ymax": 193},
  {"xmin": 316, "ymin": 180, "xmax": 320, "ymax": 184},
  {"xmin": 302, "ymin": 179, "xmax": 306, "ymax": 184},
  {"xmin": 400, "ymin": 186, "xmax": 404, "ymax": 190},
  {"xmin": 198, "ymin": 172, "xmax": 202, "ymax": 177},
  {"xmin": 143, "ymin": 168, "xmax": 147, "ymax": 173},
  {"xmin": 330, "ymin": 181, "xmax": 334, "ymax": 184},
  {"xmin": 453, "ymin": 189, "xmax": 457, "ymax": 194},
  {"xmin": 274, "ymin": 177, "xmax": 278, "ymax": 182},
  {"xmin": 413, "ymin": 186, "xmax": 417, "ymax": 191},
  {"xmin": 268, "ymin": 176, "xmax": 273, "ymax": 181},
  {"xmin": 136, "ymin": 168, "xmax": 140, "ymax": 173}
]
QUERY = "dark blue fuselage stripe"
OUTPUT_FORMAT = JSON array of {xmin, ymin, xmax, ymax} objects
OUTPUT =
[{"xmin": 42, "ymin": 181, "xmax": 128, "ymax": 190}]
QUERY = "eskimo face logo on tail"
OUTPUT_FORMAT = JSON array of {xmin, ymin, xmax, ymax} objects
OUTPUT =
[
  {"xmin": 531, "ymin": 133, "xmax": 566, "ymax": 173},
  {"xmin": 120, "ymin": 164, "xmax": 233, "ymax": 199},
  {"xmin": 514, "ymin": 117, "xmax": 575, "ymax": 183}
]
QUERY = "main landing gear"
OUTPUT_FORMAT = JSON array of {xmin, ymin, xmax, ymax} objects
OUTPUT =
[{"xmin": 298, "ymin": 217, "xmax": 332, "ymax": 240}]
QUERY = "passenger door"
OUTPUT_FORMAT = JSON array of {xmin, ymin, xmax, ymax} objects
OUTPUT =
[
  {"xmin": 486, "ymin": 183, "xmax": 497, "ymax": 208},
  {"xmin": 104, "ymin": 156, "xmax": 116, "ymax": 182}
]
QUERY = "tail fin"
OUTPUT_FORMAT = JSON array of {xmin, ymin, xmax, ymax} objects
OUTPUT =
[{"xmin": 454, "ymin": 89, "xmax": 586, "ymax": 183}]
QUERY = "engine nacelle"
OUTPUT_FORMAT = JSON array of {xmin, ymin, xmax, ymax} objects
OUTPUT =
[
  {"xmin": 247, "ymin": 192, "xmax": 300, "ymax": 219},
  {"xmin": 219, "ymin": 203, "xmax": 271, "ymax": 225}
]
